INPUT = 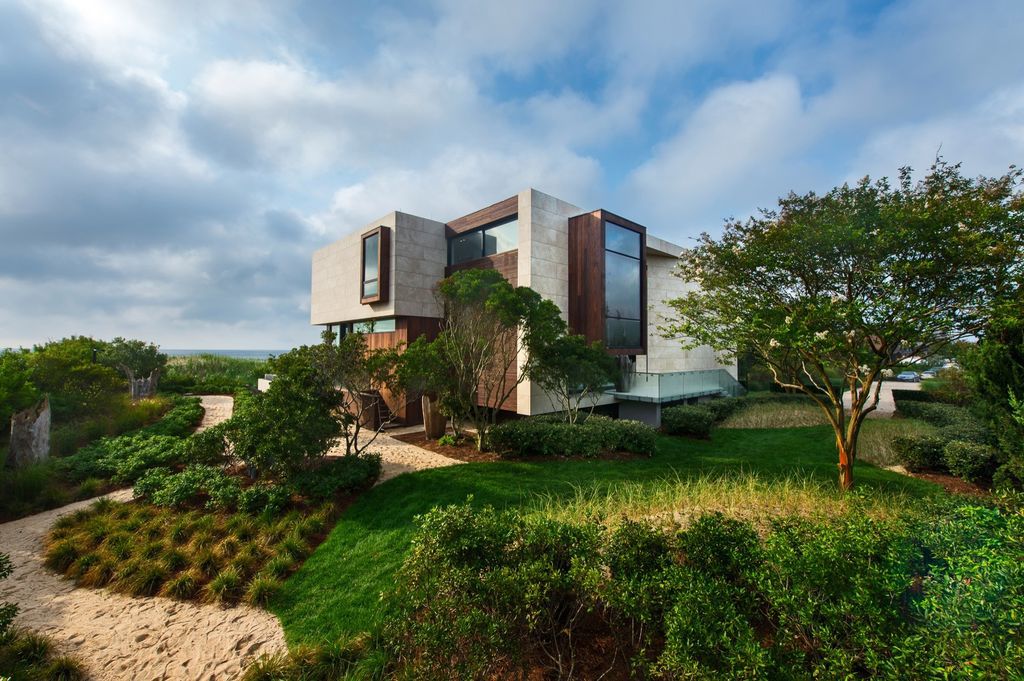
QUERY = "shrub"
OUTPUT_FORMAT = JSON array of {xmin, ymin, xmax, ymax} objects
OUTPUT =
[
  {"xmin": 238, "ymin": 483, "xmax": 292, "ymax": 515},
  {"xmin": 892, "ymin": 434, "xmax": 948, "ymax": 472},
  {"xmin": 135, "ymin": 465, "xmax": 241, "ymax": 510},
  {"xmin": 703, "ymin": 396, "xmax": 745, "ymax": 422},
  {"xmin": 662, "ymin": 404, "xmax": 714, "ymax": 438},
  {"xmin": 943, "ymin": 441, "xmax": 999, "ymax": 484},
  {"xmin": 180, "ymin": 422, "xmax": 230, "ymax": 466},
  {"xmin": 0, "ymin": 553, "xmax": 16, "ymax": 639},
  {"xmin": 384, "ymin": 503, "xmax": 603, "ymax": 679},
  {"xmin": 487, "ymin": 416, "xmax": 656, "ymax": 458},
  {"xmin": 288, "ymin": 454, "xmax": 382, "ymax": 501}
]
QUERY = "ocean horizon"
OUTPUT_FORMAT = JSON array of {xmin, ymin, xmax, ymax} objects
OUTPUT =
[{"xmin": 164, "ymin": 349, "xmax": 287, "ymax": 360}]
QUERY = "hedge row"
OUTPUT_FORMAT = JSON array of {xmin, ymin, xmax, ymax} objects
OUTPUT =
[
  {"xmin": 384, "ymin": 500, "xmax": 1024, "ymax": 679},
  {"xmin": 487, "ymin": 415, "xmax": 657, "ymax": 458},
  {"xmin": 662, "ymin": 396, "xmax": 748, "ymax": 438},
  {"xmin": 894, "ymin": 401, "xmax": 1001, "ymax": 484}
]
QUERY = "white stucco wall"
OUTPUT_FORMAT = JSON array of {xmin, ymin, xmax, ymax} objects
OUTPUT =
[{"xmin": 310, "ymin": 211, "xmax": 446, "ymax": 326}]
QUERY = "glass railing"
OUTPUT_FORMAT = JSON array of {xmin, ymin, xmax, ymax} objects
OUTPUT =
[{"xmin": 611, "ymin": 368, "xmax": 745, "ymax": 402}]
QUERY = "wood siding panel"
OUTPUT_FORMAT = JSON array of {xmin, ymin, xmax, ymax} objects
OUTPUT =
[
  {"xmin": 568, "ymin": 209, "xmax": 648, "ymax": 356},
  {"xmin": 354, "ymin": 315, "xmax": 441, "ymax": 424},
  {"xmin": 445, "ymin": 196, "xmax": 518, "ymax": 236}
]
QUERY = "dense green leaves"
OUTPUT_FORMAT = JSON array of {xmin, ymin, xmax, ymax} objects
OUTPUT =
[{"xmin": 665, "ymin": 160, "xmax": 1024, "ymax": 487}]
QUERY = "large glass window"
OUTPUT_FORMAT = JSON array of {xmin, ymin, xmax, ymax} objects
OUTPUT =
[
  {"xmin": 604, "ymin": 222, "xmax": 643, "ymax": 349},
  {"xmin": 448, "ymin": 217, "xmax": 518, "ymax": 265},
  {"xmin": 352, "ymin": 318, "xmax": 396, "ymax": 334},
  {"xmin": 362, "ymin": 232, "xmax": 379, "ymax": 298}
]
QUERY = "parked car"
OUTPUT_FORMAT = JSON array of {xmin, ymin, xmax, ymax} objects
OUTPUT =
[
  {"xmin": 896, "ymin": 371, "xmax": 921, "ymax": 382},
  {"xmin": 921, "ymin": 368, "xmax": 942, "ymax": 379}
]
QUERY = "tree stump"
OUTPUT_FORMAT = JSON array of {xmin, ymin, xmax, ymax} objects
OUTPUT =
[{"xmin": 9, "ymin": 398, "xmax": 50, "ymax": 468}]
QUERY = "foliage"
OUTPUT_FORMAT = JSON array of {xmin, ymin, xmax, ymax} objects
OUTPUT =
[
  {"xmin": 404, "ymin": 269, "xmax": 566, "ymax": 450},
  {"xmin": 0, "ymin": 553, "xmax": 15, "ymax": 640},
  {"xmin": 162, "ymin": 353, "xmax": 270, "ymax": 394},
  {"xmin": 942, "ymin": 440, "xmax": 999, "ymax": 484},
  {"xmin": 179, "ymin": 421, "xmax": 230, "ymax": 466},
  {"xmin": 0, "ymin": 628, "xmax": 87, "ymax": 681},
  {"xmin": 384, "ymin": 503, "xmax": 603, "ymax": 679},
  {"xmin": 227, "ymin": 346, "xmax": 340, "ymax": 478},
  {"xmin": 920, "ymin": 367, "xmax": 973, "ymax": 405},
  {"xmin": 134, "ymin": 465, "xmax": 241, "ymax": 509},
  {"xmin": 663, "ymin": 160, "xmax": 1024, "ymax": 488},
  {"xmin": 29, "ymin": 336, "xmax": 125, "ymax": 421},
  {"xmin": 527, "ymin": 334, "xmax": 617, "ymax": 423},
  {"xmin": 44, "ymin": 499, "xmax": 338, "ymax": 608},
  {"xmin": 382, "ymin": 499, "xmax": 1024, "ymax": 679},
  {"xmin": 58, "ymin": 397, "xmax": 202, "ymax": 483},
  {"xmin": 315, "ymin": 330, "xmax": 404, "ymax": 456},
  {"xmin": 271, "ymin": 428, "xmax": 937, "ymax": 646},
  {"xmin": 487, "ymin": 415, "xmax": 657, "ymax": 458},
  {"xmin": 100, "ymin": 337, "xmax": 167, "ymax": 390},
  {"xmin": 662, "ymin": 404, "xmax": 715, "ymax": 438},
  {"xmin": 892, "ymin": 435, "xmax": 948, "ymax": 472},
  {"xmin": 243, "ymin": 637, "xmax": 373, "ymax": 681},
  {"xmin": 288, "ymin": 454, "xmax": 382, "ymax": 501},
  {"xmin": 0, "ymin": 350, "xmax": 41, "ymax": 431}
]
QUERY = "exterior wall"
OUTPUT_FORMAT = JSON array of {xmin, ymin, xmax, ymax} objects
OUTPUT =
[
  {"xmin": 639, "ymin": 248, "xmax": 737, "ymax": 378},
  {"xmin": 311, "ymin": 211, "xmax": 446, "ymax": 326},
  {"xmin": 517, "ymin": 189, "xmax": 583, "ymax": 416}
]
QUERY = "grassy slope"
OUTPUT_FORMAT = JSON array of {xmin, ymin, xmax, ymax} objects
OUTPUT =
[{"xmin": 271, "ymin": 427, "xmax": 939, "ymax": 645}]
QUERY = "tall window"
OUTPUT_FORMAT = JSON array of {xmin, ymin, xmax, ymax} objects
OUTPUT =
[
  {"xmin": 448, "ymin": 217, "xmax": 518, "ymax": 265},
  {"xmin": 360, "ymin": 226, "xmax": 389, "ymax": 303},
  {"xmin": 604, "ymin": 221, "xmax": 642, "ymax": 349}
]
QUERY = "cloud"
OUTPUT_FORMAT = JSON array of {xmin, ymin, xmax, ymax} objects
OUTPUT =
[{"xmin": 626, "ymin": 74, "xmax": 813, "ymax": 234}]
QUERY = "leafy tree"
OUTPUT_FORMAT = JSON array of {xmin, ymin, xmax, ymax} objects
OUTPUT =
[
  {"xmin": 412, "ymin": 269, "xmax": 564, "ymax": 450},
  {"xmin": 227, "ymin": 345, "xmax": 340, "ymax": 479},
  {"xmin": 0, "ymin": 350, "xmax": 41, "ymax": 430},
  {"xmin": 664, "ymin": 160, "xmax": 1024, "ymax": 489},
  {"xmin": 318, "ymin": 329, "xmax": 405, "ymax": 455},
  {"xmin": 101, "ymin": 337, "xmax": 168, "ymax": 395},
  {"xmin": 29, "ymin": 337, "xmax": 123, "ymax": 420},
  {"xmin": 529, "ymin": 334, "xmax": 617, "ymax": 423}
]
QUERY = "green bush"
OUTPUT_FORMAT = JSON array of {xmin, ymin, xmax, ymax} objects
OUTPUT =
[
  {"xmin": 487, "ymin": 416, "xmax": 656, "ymax": 458},
  {"xmin": 0, "ymin": 552, "xmax": 16, "ymax": 639},
  {"xmin": 238, "ymin": 483, "xmax": 292, "ymax": 515},
  {"xmin": 892, "ymin": 434, "xmax": 948, "ymax": 472},
  {"xmin": 383, "ymin": 500, "xmax": 1024, "ymax": 679},
  {"xmin": 897, "ymin": 402, "xmax": 994, "ymax": 444},
  {"xmin": 180, "ymin": 422, "xmax": 230, "ymax": 466},
  {"xmin": 662, "ymin": 404, "xmax": 714, "ymax": 438},
  {"xmin": 702, "ymin": 396, "xmax": 745, "ymax": 422},
  {"xmin": 134, "ymin": 465, "xmax": 241, "ymax": 510},
  {"xmin": 288, "ymin": 454, "xmax": 382, "ymax": 501},
  {"xmin": 943, "ymin": 441, "xmax": 999, "ymax": 484},
  {"xmin": 163, "ymin": 354, "xmax": 270, "ymax": 394}
]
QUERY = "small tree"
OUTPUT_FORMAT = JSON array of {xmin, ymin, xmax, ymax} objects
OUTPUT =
[
  {"xmin": 102, "ymin": 337, "xmax": 168, "ymax": 398},
  {"xmin": 420, "ymin": 269, "xmax": 563, "ymax": 450},
  {"xmin": 0, "ymin": 350, "xmax": 40, "ymax": 431},
  {"xmin": 664, "ymin": 160, "xmax": 1023, "ymax": 489},
  {"xmin": 319, "ymin": 329, "xmax": 405, "ymax": 455},
  {"xmin": 227, "ymin": 345, "xmax": 340, "ymax": 478},
  {"xmin": 529, "ymin": 334, "xmax": 617, "ymax": 423},
  {"xmin": 29, "ymin": 337, "xmax": 123, "ymax": 420}
]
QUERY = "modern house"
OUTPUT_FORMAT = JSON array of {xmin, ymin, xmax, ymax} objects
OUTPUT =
[{"xmin": 310, "ymin": 189, "xmax": 741, "ymax": 426}]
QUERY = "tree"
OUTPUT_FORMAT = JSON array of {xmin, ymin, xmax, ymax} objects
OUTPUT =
[
  {"xmin": 416, "ymin": 269, "xmax": 564, "ymax": 450},
  {"xmin": 318, "ymin": 329, "xmax": 406, "ymax": 455},
  {"xmin": 529, "ymin": 334, "xmax": 617, "ymax": 423},
  {"xmin": 663, "ymin": 160, "xmax": 1024, "ymax": 489},
  {"xmin": 0, "ymin": 350, "xmax": 41, "ymax": 431},
  {"xmin": 101, "ymin": 337, "xmax": 168, "ymax": 397},
  {"xmin": 227, "ymin": 344, "xmax": 340, "ymax": 478},
  {"xmin": 29, "ymin": 337, "xmax": 123, "ymax": 420}
]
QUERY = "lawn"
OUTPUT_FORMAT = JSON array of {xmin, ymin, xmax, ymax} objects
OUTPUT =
[{"xmin": 271, "ymin": 426, "xmax": 940, "ymax": 645}]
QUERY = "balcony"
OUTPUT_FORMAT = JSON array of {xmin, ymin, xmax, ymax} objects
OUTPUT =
[{"xmin": 610, "ymin": 368, "xmax": 744, "ymax": 404}]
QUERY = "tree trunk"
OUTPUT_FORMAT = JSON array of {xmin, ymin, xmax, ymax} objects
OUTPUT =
[
  {"xmin": 422, "ymin": 395, "xmax": 446, "ymax": 439},
  {"xmin": 836, "ymin": 436, "xmax": 856, "ymax": 491}
]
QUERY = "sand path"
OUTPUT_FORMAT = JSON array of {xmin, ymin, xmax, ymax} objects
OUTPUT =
[
  {"xmin": 1, "ymin": 401, "xmax": 461, "ymax": 680},
  {"xmin": 327, "ymin": 426, "xmax": 464, "ymax": 485},
  {"xmin": 0, "ymin": 395, "xmax": 287, "ymax": 681}
]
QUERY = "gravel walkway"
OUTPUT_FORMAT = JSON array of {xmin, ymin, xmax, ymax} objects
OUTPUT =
[
  {"xmin": 328, "ymin": 429, "xmax": 464, "ymax": 484},
  {"xmin": 0, "ymin": 395, "xmax": 286, "ymax": 681}
]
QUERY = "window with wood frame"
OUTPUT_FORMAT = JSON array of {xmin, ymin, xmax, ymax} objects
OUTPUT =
[
  {"xmin": 360, "ymin": 226, "xmax": 390, "ymax": 304},
  {"xmin": 603, "ymin": 221, "xmax": 643, "ymax": 349}
]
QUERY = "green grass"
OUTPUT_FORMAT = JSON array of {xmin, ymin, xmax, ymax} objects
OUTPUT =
[{"xmin": 271, "ymin": 427, "xmax": 940, "ymax": 645}]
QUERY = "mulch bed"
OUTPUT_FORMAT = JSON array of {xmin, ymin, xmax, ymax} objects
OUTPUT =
[
  {"xmin": 393, "ymin": 432, "xmax": 500, "ymax": 462},
  {"xmin": 906, "ymin": 470, "xmax": 989, "ymax": 497}
]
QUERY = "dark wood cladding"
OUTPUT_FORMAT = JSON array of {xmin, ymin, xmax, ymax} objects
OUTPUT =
[
  {"xmin": 445, "ymin": 250, "xmax": 518, "ymax": 287},
  {"xmin": 568, "ymin": 209, "xmax": 648, "ymax": 356},
  {"xmin": 445, "ymin": 195, "xmax": 518, "ymax": 237},
  {"xmin": 360, "ymin": 225, "xmax": 390, "ymax": 305},
  {"xmin": 358, "ymin": 316, "xmax": 442, "ymax": 423}
]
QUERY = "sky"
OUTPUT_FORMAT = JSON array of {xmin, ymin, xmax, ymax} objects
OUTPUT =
[{"xmin": 1, "ymin": 0, "xmax": 1022, "ymax": 349}]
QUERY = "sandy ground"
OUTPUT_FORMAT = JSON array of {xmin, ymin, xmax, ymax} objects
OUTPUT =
[
  {"xmin": 328, "ymin": 426, "xmax": 464, "ymax": 485},
  {"xmin": 0, "ymin": 395, "xmax": 287, "ymax": 681},
  {"xmin": 842, "ymin": 380, "xmax": 920, "ymax": 416},
  {"xmin": 1, "ymin": 401, "xmax": 461, "ymax": 680}
]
